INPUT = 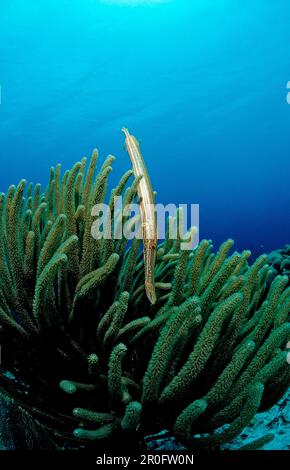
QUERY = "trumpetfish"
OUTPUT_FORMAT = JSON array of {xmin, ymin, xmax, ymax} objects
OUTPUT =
[{"xmin": 122, "ymin": 127, "xmax": 157, "ymax": 305}]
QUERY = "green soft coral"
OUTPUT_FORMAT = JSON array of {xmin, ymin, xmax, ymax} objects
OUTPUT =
[{"xmin": 0, "ymin": 150, "xmax": 289, "ymax": 452}]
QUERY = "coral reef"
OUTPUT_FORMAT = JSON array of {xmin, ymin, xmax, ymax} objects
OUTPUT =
[
  {"xmin": 266, "ymin": 245, "xmax": 290, "ymax": 284},
  {"xmin": 0, "ymin": 151, "xmax": 289, "ymax": 450},
  {"xmin": 222, "ymin": 388, "xmax": 290, "ymax": 450},
  {"xmin": 0, "ymin": 393, "xmax": 56, "ymax": 450},
  {"xmin": 146, "ymin": 387, "xmax": 290, "ymax": 451}
]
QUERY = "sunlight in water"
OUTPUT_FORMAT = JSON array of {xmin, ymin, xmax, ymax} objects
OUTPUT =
[{"xmin": 100, "ymin": 0, "xmax": 169, "ymax": 5}]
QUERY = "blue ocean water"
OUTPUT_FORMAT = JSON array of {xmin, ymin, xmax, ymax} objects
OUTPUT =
[{"xmin": 0, "ymin": 0, "xmax": 290, "ymax": 255}]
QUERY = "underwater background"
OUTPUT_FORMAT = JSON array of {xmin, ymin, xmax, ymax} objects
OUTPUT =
[{"xmin": 0, "ymin": 0, "xmax": 290, "ymax": 255}]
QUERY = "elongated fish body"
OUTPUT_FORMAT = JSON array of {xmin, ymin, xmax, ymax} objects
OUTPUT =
[{"xmin": 122, "ymin": 127, "xmax": 157, "ymax": 305}]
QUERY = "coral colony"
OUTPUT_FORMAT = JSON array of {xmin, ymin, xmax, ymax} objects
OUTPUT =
[{"xmin": 0, "ymin": 148, "xmax": 289, "ymax": 450}]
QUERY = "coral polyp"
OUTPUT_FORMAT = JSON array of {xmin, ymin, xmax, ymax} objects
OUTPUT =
[{"xmin": 0, "ymin": 151, "xmax": 289, "ymax": 450}]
